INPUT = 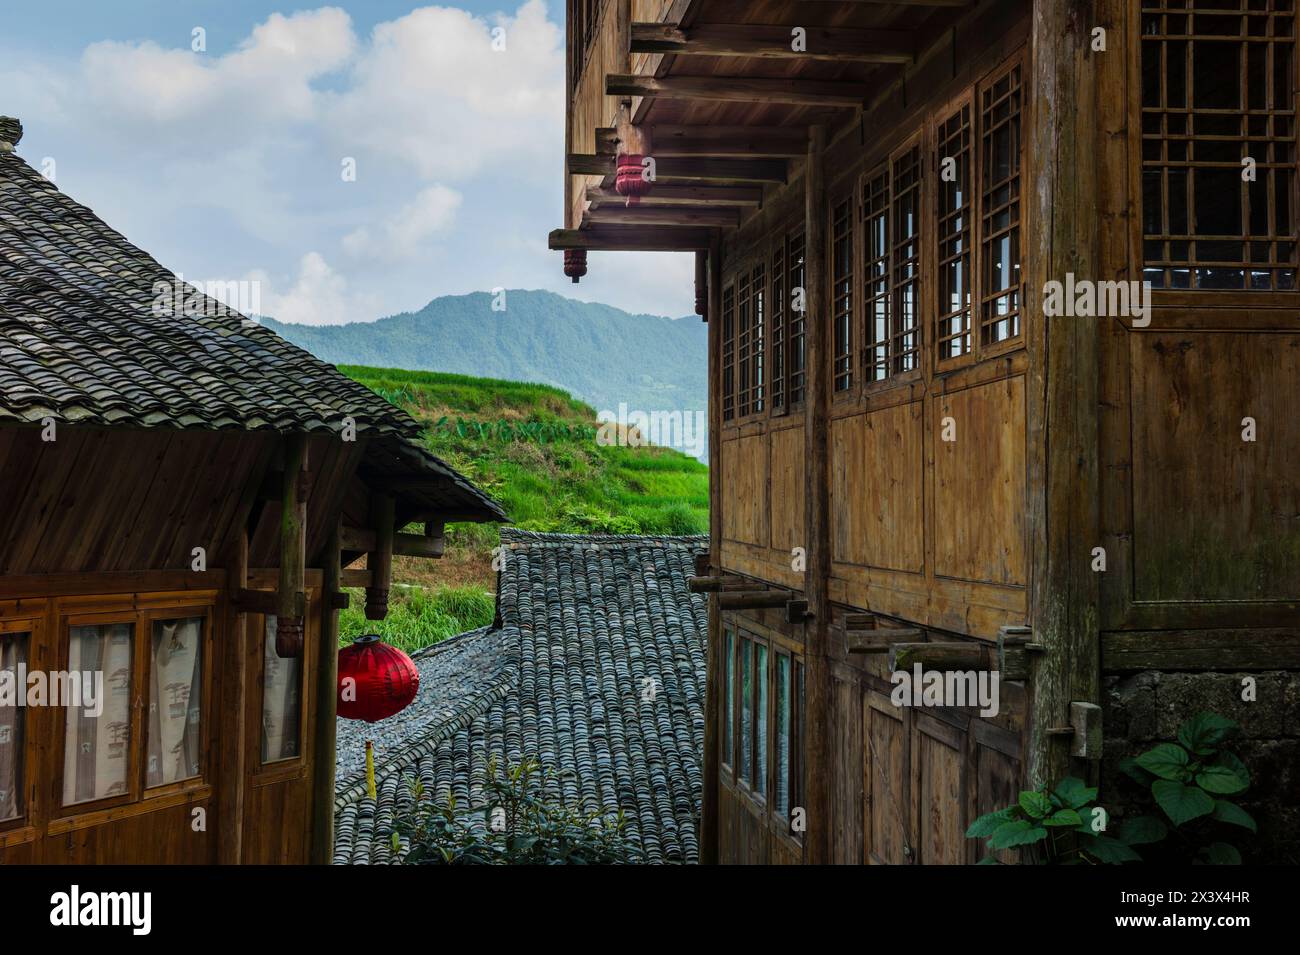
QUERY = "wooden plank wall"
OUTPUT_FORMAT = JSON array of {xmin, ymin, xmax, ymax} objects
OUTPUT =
[{"xmin": 569, "ymin": 0, "xmax": 629, "ymax": 230}]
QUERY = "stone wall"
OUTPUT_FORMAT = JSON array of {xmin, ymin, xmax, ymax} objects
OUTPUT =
[{"xmin": 1102, "ymin": 670, "xmax": 1299, "ymax": 864}]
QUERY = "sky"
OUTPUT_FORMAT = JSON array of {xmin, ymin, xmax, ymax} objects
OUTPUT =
[{"xmin": 0, "ymin": 0, "xmax": 696, "ymax": 324}]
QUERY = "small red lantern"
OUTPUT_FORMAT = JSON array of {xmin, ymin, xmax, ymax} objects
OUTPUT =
[
  {"xmin": 336, "ymin": 634, "xmax": 419, "ymax": 723},
  {"xmin": 615, "ymin": 153, "xmax": 652, "ymax": 207}
]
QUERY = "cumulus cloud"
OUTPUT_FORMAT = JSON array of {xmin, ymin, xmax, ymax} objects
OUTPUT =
[
  {"xmin": 342, "ymin": 183, "xmax": 462, "ymax": 259},
  {"xmin": 253, "ymin": 251, "xmax": 383, "ymax": 325}
]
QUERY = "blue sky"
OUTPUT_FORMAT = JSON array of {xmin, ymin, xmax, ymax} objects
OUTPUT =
[{"xmin": 0, "ymin": 1, "xmax": 695, "ymax": 323}]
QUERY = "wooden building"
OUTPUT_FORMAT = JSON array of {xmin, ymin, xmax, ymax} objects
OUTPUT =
[
  {"xmin": 0, "ymin": 116, "xmax": 505, "ymax": 864},
  {"xmin": 552, "ymin": 1, "xmax": 1300, "ymax": 863}
]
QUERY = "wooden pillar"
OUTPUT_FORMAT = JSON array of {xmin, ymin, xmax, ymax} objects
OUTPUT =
[
  {"xmin": 365, "ymin": 493, "xmax": 395, "ymax": 620},
  {"xmin": 311, "ymin": 520, "xmax": 342, "ymax": 864},
  {"xmin": 801, "ymin": 124, "xmax": 832, "ymax": 864},
  {"xmin": 276, "ymin": 434, "xmax": 307, "ymax": 657},
  {"xmin": 1025, "ymin": 0, "xmax": 1104, "ymax": 789},
  {"xmin": 700, "ymin": 236, "xmax": 723, "ymax": 865},
  {"xmin": 217, "ymin": 528, "xmax": 249, "ymax": 864}
]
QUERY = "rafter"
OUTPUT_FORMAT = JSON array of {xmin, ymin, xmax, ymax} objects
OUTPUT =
[
  {"xmin": 584, "ymin": 206, "xmax": 741, "ymax": 229},
  {"xmin": 548, "ymin": 226, "xmax": 714, "ymax": 252},
  {"xmin": 585, "ymin": 183, "xmax": 764, "ymax": 207},
  {"xmin": 568, "ymin": 153, "xmax": 786, "ymax": 184},
  {"xmin": 607, "ymin": 74, "xmax": 870, "ymax": 108},
  {"xmin": 630, "ymin": 22, "xmax": 914, "ymax": 63},
  {"xmin": 597, "ymin": 124, "xmax": 809, "ymax": 158}
]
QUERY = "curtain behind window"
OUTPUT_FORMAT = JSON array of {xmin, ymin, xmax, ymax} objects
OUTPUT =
[
  {"xmin": 147, "ymin": 617, "xmax": 203, "ymax": 787},
  {"xmin": 261, "ymin": 616, "xmax": 302, "ymax": 762},
  {"xmin": 63, "ymin": 623, "xmax": 133, "ymax": 805},
  {"xmin": 0, "ymin": 633, "xmax": 28, "ymax": 821}
]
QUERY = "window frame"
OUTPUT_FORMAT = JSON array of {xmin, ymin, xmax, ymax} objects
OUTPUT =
[
  {"xmin": 252, "ymin": 611, "xmax": 312, "ymax": 778},
  {"xmin": 721, "ymin": 253, "xmax": 770, "ymax": 425},
  {"xmin": 51, "ymin": 596, "xmax": 216, "ymax": 822},
  {"xmin": 0, "ymin": 611, "xmax": 43, "ymax": 835},
  {"xmin": 769, "ymin": 227, "xmax": 808, "ymax": 417},
  {"xmin": 976, "ymin": 54, "xmax": 1027, "ymax": 355}
]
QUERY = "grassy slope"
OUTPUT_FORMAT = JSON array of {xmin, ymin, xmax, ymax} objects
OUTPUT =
[{"xmin": 337, "ymin": 365, "xmax": 709, "ymax": 648}]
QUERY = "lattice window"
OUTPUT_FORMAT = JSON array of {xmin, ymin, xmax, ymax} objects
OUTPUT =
[
  {"xmin": 721, "ymin": 284, "xmax": 736, "ymax": 422},
  {"xmin": 832, "ymin": 200, "xmax": 855, "ymax": 391},
  {"xmin": 750, "ymin": 263, "xmax": 765, "ymax": 415},
  {"xmin": 1141, "ymin": 0, "xmax": 1298, "ymax": 290},
  {"xmin": 737, "ymin": 269, "xmax": 753, "ymax": 416},
  {"xmin": 891, "ymin": 144, "xmax": 923, "ymax": 373},
  {"xmin": 862, "ymin": 166, "xmax": 891, "ymax": 381},
  {"xmin": 771, "ymin": 243, "xmax": 786, "ymax": 413},
  {"xmin": 937, "ymin": 101, "xmax": 974, "ymax": 361},
  {"xmin": 788, "ymin": 232, "xmax": 807, "ymax": 407},
  {"xmin": 980, "ymin": 61, "xmax": 1024, "ymax": 343}
]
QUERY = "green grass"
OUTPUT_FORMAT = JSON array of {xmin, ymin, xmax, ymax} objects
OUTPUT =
[
  {"xmin": 338, "ymin": 585, "xmax": 495, "ymax": 653},
  {"xmin": 338, "ymin": 364, "xmax": 709, "ymax": 653}
]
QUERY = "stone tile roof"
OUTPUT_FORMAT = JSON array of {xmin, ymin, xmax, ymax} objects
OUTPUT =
[
  {"xmin": 333, "ymin": 529, "xmax": 709, "ymax": 864},
  {"xmin": 0, "ymin": 117, "xmax": 503, "ymax": 521}
]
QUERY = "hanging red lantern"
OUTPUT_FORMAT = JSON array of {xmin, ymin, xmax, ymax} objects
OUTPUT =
[
  {"xmin": 615, "ymin": 153, "xmax": 651, "ymax": 207},
  {"xmin": 563, "ymin": 249, "xmax": 587, "ymax": 283},
  {"xmin": 336, "ymin": 634, "xmax": 419, "ymax": 723}
]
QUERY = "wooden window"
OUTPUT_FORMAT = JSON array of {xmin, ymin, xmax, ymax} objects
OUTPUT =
[
  {"xmin": 747, "ymin": 263, "xmax": 766, "ymax": 415},
  {"xmin": 979, "ymin": 60, "xmax": 1024, "ymax": 342},
  {"xmin": 794, "ymin": 660, "xmax": 806, "ymax": 817},
  {"xmin": 0, "ymin": 625, "xmax": 31, "ymax": 823},
  {"xmin": 771, "ymin": 243, "xmax": 786, "ymax": 413},
  {"xmin": 261, "ymin": 615, "xmax": 303, "ymax": 763},
  {"xmin": 62, "ymin": 621, "xmax": 135, "ymax": 806},
  {"xmin": 788, "ymin": 232, "xmax": 807, "ymax": 407},
  {"xmin": 773, "ymin": 651, "xmax": 792, "ymax": 820},
  {"xmin": 723, "ymin": 628, "xmax": 735, "ymax": 771},
  {"xmin": 1140, "ymin": 0, "xmax": 1298, "ymax": 290},
  {"xmin": 739, "ymin": 635, "xmax": 753, "ymax": 786},
  {"xmin": 937, "ymin": 100, "xmax": 975, "ymax": 361},
  {"xmin": 891, "ymin": 144, "xmax": 924, "ymax": 372},
  {"xmin": 146, "ymin": 617, "xmax": 204, "ymax": 787},
  {"xmin": 862, "ymin": 166, "xmax": 891, "ymax": 381},
  {"xmin": 737, "ymin": 269, "xmax": 753, "ymax": 416},
  {"xmin": 832, "ymin": 200, "xmax": 855, "ymax": 391},
  {"xmin": 754, "ymin": 642, "xmax": 768, "ymax": 798},
  {"xmin": 721, "ymin": 284, "xmax": 736, "ymax": 422}
]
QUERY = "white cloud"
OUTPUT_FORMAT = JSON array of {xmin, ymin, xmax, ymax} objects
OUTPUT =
[
  {"xmin": 342, "ymin": 183, "xmax": 462, "ymax": 259},
  {"xmin": 253, "ymin": 251, "xmax": 382, "ymax": 325}
]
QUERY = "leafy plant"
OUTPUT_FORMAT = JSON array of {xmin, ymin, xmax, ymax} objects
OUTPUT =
[
  {"xmin": 392, "ymin": 758, "xmax": 640, "ymax": 865},
  {"xmin": 966, "ymin": 712, "xmax": 1255, "ymax": 865}
]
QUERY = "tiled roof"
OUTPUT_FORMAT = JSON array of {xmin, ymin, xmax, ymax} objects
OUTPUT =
[
  {"xmin": 333, "ymin": 529, "xmax": 709, "ymax": 864},
  {"xmin": 0, "ymin": 116, "xmax": 503, "ymax": 521}
]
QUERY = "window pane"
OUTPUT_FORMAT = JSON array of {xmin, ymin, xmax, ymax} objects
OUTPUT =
[
  {"xmin": 723, "ymin": 629, "xmax": 734, "ymax": 768},
  {"xmin": 980, "ymin": 62, "xmax": 1023, "ymax": 342},
  {"xmin": 147, "ymin": 617, "xmax": 203, "ymax": 787},
  {"xmin": 788, "ymin": 233, "xmax": 807, "ymax": 406},
  {"xmin": 740, "ymin": 638, "xmax": 753, "ymax": 786},
  {"xmin": 262, "ymin": 616, "xmax": 302, "ymax": 763},
  {"xmin": 832, "ymin": 200, "xmax": 854, "ymax": 390},
  {"xmin": 755, "ymin": 643, "xmax": 768, "ymax": 797},
  {"xmin": 775, "ymin": 654, "xmax": 790, "ymax": 817},
  {"xmin": 0, "ymin": 632, "xmax": 29, "ymax": 821},
  {"xmin": 795, "ymin": 661, "xmax": 806, "ymax": 814},
  {"xmin": 63, "ymin": 623, "xmax": 134, "ymax": 805},
  {"xmin": 722, "ymin": 286, "xmax": 736, "ymax": 421}
]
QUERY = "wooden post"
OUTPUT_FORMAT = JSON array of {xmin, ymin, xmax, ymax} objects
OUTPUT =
[
  {"xmin": 217, "ymin": 527, "xmax": 249, "ymax": 864},
  {"xmin": 310, "ymin": 519, "xmax": 342, "ymax": 864},
  {"xmin": 700, "ymin": 236, "xmax": 723, "ymax": 865},
  {"xmin": 365, "ymin": 493, "xmax": 395, "ymax": 620},
  {"xmin": 276, "ymin": 434, "xmax": 307, "ymax": 657},
  {"xmin": 1026, "ymin": 0, "xmax": 1104, "ymax": 789},
  {"xmin": 802, "ymin": 124, "xmax": 832, "ymax": 865}
]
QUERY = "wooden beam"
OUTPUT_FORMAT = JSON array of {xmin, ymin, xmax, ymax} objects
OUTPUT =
[
  {"xmin": 599, "ymin": 125, "xmax": 810, "ymax": 158},
  {"xmin": 310, "ymin": 520, "xmax": 341, "ymax": 864},
  {"xmin": 607, "ymin": 74, "xmax": 870, "ymax": 108},
  {"xmin": 341, "ymin": 568, "xmax": 372, "ymax": 588},
  {"xmin": 688, "ymin": 575, "xmax": 770, "ymax": 593},
  {"xmin": 807, "ymin": 0, "xmax": 968, "ymax": 5},
  {"xmin": 586, "ymin": 183, "xmax": 763, "ymax": 207},
  {"xmin": 365, "ymin": 493, "xmax": 395, "ymax": 620},
  {"xmin": 585, "ymin": 205, "xmax": 741, "ymax": 228},
  {"xmin": 276, "ymin": 435, "xmax": 308, "ymax": 657},
  {"xmin": 718, "ymin": 591, "xmax": 790, "ymax": 610},
  {"xmin": 802, "ymin": 124, "xmax": 832, "ymax": 866},
  {"xmin": 548, "ymin": 226, "xmax": 714, "ymax": 252},
  {"xmin": 630, "ymin": 22, "xmax": 914, "ymax": 63},
  {"xmin": 1026, "ymin": 0, "xmax": 1104, "ymax": 790},
  {"xmin": 568, "ymin": 152, "xmax": 786, "ymax": 183},
  {"xmin": 342, "ymin": 525, "xmax": 445, "ymax": 559},
  {"xmin": 888, "ymin": 642, "xmax": 990, "ymax": 673},
  {"xmin": 217, "ymin": 527, "xmax": 249, "ymax": 865}
]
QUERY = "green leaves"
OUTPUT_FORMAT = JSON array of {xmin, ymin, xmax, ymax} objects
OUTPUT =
[
  {"xmin": 1152, "ymin": 780, "xmax": 1215, "ymax": 826},
  {"xmin": 1135, "ymin": 743, "xmax": 1191, "ymax": 781},
  {"xmin": 1053, "ymin": 776, "xmax": 1098, "ymax": 810},
  {"xmin": 1077, "ymin": 833, "xmax": 1142, "ymax": 864},
  {"xmin": 1199, "ymin": 842, "xmax": 1242, "ymax": 865},
  {"xmin": 965, "ymin": 807, "xmax": 1016, "ymax": 838},
  {"xmin": 1118, "ymin": 815, "xmax": 1168, "ymax": 846},
  {"xmin": 1195, "ymin": 763, "xmax": 1249, "ymax": 795},
  {"xmin": 1178, "ymin": 712, "xmax": 1238, "ymax": 755},
  {"xmin": 988, "ymin": 820, "xmax": 1049, "ymax": 850},
  {"xmin": 1210, "ymin": 800, "xmax": 1257, "ymax": 833},
  {"xmin": 1019, "ymin": 791, "xmax": 1053, "ymax": 820},
  {"xmin": 1043, "ymin": 808, "xmax": 1083, "ymax": 828}
]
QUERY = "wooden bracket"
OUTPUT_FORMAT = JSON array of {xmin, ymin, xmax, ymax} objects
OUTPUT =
[
  {"xmin": 1070, "ymin": 701, "xmax": 1103, "ymax": 759},
  {"xmin": 328, "ymin": 591, "xmax": 350, "ymax": 611},
  {"xmin": 234, "ymin": 588, "xmax": 303, "ymax": 617},
  {"xmin": 888, "ymin": 641, "xmax": 990, "ymax": 673},
  {"xmin": 784, "ymin": 598, "xmax": 809, "ymax": 624},
  {"xmin": 718, "ymin": 591, "xmax": 790, "ymax": 610},
  {"xmin": 689, "ymin": 575, "xmax": 768, "ymax": 593},
  {"xmin": 996, "ymin": 625, "xmax": 1037, "ymax": 680},
  {"xmin": 693, "ymin": 551, "xmax": 711, "ymax": 577}
]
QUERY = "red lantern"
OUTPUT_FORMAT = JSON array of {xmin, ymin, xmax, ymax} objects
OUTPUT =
[
  {"xmin": 615, "ymin": 153, "xmax": 651, "ymax": 207},
  {"xmin": 336, "ymin": 634, "xmax": 419, "ymax": 723}
]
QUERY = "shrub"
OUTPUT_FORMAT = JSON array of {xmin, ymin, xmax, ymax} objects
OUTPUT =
[{"xmin": 393, "ymin": 758, "xmax": 641, "ymax": 865}]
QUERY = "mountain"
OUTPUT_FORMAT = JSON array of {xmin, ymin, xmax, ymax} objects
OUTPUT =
[{"xmin": 260, "ymin": 290, "xmax": 708, "ymax": 437}]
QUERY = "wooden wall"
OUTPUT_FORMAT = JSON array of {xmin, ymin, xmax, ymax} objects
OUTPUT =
[{"xmin": 568, "ymin": 0, "xmax": 628, "ymax": 230}]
